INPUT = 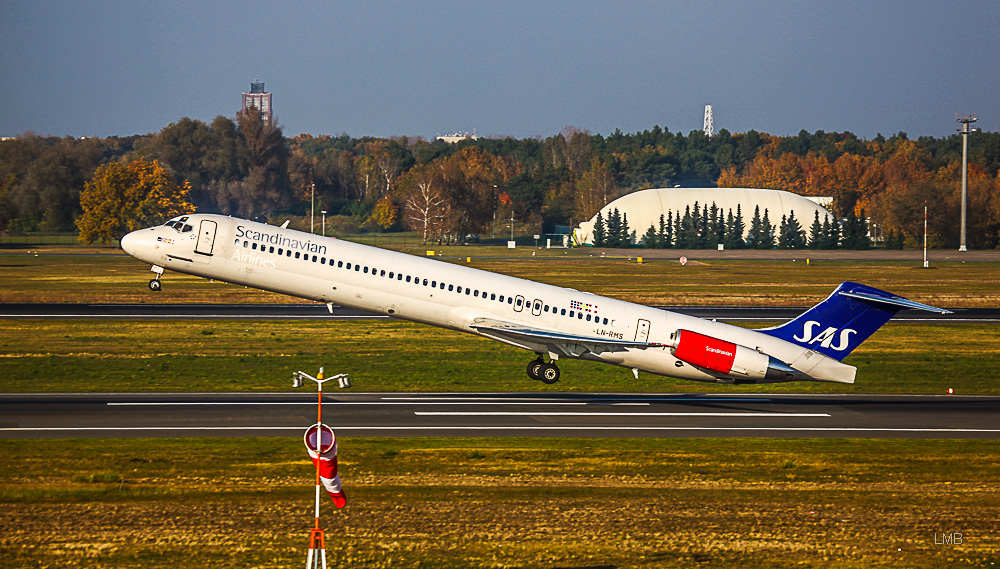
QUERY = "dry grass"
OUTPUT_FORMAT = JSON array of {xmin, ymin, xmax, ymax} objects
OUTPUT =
[{"xmin": 2, "ymin": 437, "xmax": 998, "ymax": 568}]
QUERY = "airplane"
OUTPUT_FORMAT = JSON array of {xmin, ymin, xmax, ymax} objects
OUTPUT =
[{"xmin": 120, "ymin": 213, "xmax": 950, "ymax": 386}]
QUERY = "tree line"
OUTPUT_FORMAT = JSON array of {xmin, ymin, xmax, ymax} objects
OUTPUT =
[
  {"xmin": 594, "ymin": 204, "xmax": 872, "ymax": 250},
  {"xmin": 1, "ymin": 115, "xmax": 998, "ymax": 248}
]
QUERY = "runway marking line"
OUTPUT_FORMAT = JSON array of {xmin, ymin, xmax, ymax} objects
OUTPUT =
[{"xmin": 413, "ymin": 412, "xmax": 830, "ymax": 417}]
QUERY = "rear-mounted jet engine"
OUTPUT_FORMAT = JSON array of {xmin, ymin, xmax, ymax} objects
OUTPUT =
[{"xmin": 669, "ymin": 329, "xmax": 805, "ymax": 384}]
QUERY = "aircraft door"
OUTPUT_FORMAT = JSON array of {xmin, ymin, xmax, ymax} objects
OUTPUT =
[
  {"xmin": 514, "ymin": 295, "xmax": 525, "ymax": 312},
  {"xmin": 195, "ymin": 220, "xmax": 217, "ymax": 256},
  {"xmin": 531, "ymin": 299, "xmax": 543, "ymax": 316},
  {"xmin": 635, "ymin": 319, "xmax": 650, "ymax": 342}
]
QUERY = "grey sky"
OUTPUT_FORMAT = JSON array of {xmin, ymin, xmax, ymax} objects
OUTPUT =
[{"xmin": 2, "ymin": 1, "xmax": 997, "ymax": 140}]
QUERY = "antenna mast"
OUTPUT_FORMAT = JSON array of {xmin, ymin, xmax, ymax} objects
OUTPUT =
[{"xmin": 703, "ymin": 105, "xmax": 714, "ymax": 137}]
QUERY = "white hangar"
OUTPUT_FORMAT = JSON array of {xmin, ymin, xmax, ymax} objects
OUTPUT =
[{"xmin": 574, "ymin": 187, "xmax": 833, "ymax": 245}]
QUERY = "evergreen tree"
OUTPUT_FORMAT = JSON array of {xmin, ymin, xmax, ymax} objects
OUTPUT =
[
  {"xmin": 678, "ymin": 205, "xmax": 694, "ymax": 248},
  {"xmin": 758, "ymin": 208, "xmax": 775, "ymax": 249},
  {"xmin": 606, "ymin": 208, "xmax": 621, "ymax": 247},
  {"xmin": 820, "ymin": 215, "xmax": 832, "ymax": 249},
  {"xmin": 853, "ymin": 209, "xmax": 871, "ymax": 250},
  {"xmin": 713, "ymin": 202, "xmax": 725, "ymax": 247},
  {"xmin": 657, "ymin": 213, "xmax": 670, "ymax": 249},
  {"xmin": 592, "ymin": 211, "xmax": 606, "ymax": 247},
  {"xmin": 746, "ymin": 205, "xmax": 763, "ymax": 249},
  {"xmin": 726, "ymin": 206, "xmax": 746, "ymax": 249},
  {"xmin": 828, "ymin": 215, "xmax": 841, "ymax": 249},
  {"xmin": 809, "ymin": 211, "xmax": 824, "ymax": 249},
  {"xmin": 779, "ymin": 211, "xmax": 806, "ymax": 248},
  {"xmin": 642, "ymin": 224, "xmax": 658, "ymax": 248},
  {"xmin": 841, "ymin": 209, "xmax": 858, "ymax": 249},
  {"xmin": 786, "ymin": 210, "xmax": 806, "ymax": 248},
  {"xmin": 620, "ymin": 212, "xmax": 632, "ymax": 247}
]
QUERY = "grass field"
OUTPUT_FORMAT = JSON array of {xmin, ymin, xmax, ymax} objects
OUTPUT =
[
  {"xmin": 2, "ymin": 437, "xmax": 998, "ymax": 568},
  {"xmin": 3, "ymin": 247, "xmax": 1000, "ymax": 306},
  {"xmin": 2, "ymin": 248, "xmax": 998, "ymax": 567},
  {"xmin": 0, "ymin": 319, "xmax": 997, "ymax": 394}
]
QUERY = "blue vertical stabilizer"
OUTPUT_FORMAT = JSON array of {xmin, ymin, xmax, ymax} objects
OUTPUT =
[{"xmin": 760, "ymin": 282, "xmax": 950, "ymax": 361}]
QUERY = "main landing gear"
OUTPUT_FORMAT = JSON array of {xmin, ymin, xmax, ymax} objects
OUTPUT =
[{"xmin": 527, "ymin": 356, "xmax": 560, "ymax": 384}]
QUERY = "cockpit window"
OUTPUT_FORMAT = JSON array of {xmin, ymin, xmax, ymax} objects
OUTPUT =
[{"xmin": 164, "ymin": 220, "xmax": 178, "ymax": 228}]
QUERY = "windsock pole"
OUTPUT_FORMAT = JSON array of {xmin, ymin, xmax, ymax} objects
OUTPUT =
[{"xmin": 293, "ymin": 367, "xmax": 348, "ymax": 569}]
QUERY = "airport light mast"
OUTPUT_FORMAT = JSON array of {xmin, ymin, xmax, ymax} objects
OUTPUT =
[{"xmin": 956, "ymin": 114, "xmax": 977, "ymax": 252}]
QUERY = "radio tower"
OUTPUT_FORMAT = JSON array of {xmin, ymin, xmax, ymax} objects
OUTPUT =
[{"xmin": 703, "ymin": 105, "xmax": 714, "ymax": 137}]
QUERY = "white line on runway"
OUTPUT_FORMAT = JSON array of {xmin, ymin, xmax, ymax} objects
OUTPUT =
[
  {"xmin": 414, "ymin": 412, "xmax": 830, "ymax": 417},
  {"xmin": 105, "ymin": 402, "xmax": 649, "ymax": 406},
  {"xmin": 382, "ymin": 397, "xmax": 771, "ymax": 402}
]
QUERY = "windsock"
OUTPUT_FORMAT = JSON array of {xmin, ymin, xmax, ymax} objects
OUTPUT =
[{"xmin": 305, "ymin": 425, "xmax": 347, "ymax": 508}]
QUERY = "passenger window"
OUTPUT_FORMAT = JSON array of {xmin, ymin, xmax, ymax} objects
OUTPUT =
[
  {"xmin": 499, "ymin": 295, "xmax": 504, "ymax": 302},
  {"xmin": 569, "ymin": 310, "xmax": 574, "ymax": 317},
  {"xmin": 440, "ymin": 282, "xmax": 445, "ymax": 289},
  {"xmin": 355, "ymin": 265, "xmax": 360, "ymax": 271},
  {"xmin": 586, "ymin": 314, "xmax": 592, "ymax": 321},
  {"xmin": 431, "ymin": 281, "xmax": 436, "ymax": 288},
  {"xmin": 381, "ymin": 270, "xmax": 386, "ymax": 277},
  {"xmin": 423, "ymin": 279, "xmax": 428, "ymax": 286},
  {"xmin": 603, "ymin": 318, "xmax": 608, "ymax": 325},
  {"xmin": 312, "ymin": 255, "xmax": 318, "ymax": 262},
  {"xmin": 243, "ymin": 240, "xmax": 249, "ymax": 247},
  {"xmin": 347, "ymin": 263, "xmax": 352, "ymax": 269},
  {"xmin": 491, "ymin": 294, "xmax": 496, "ymax": 300},
  {"xmin": 562, "ymin": 309, "xmax": 567, "ymax": 316},
  {"xmin": 278, "ymin": 248, "xmax": 283, "ymax": 255},
  {"xmin": 508, "ymin": 297, "xmax": 513, "ymax": 304},
  {"xmin": 295, "ymin": 252, "xmax": 300, "ymax": 259},
  {"xmin": 329, "ymin": 259, "xmax": 335, "ymax": 266},
  {"xmin": 466, "ymin": 289, "xmax": 471, "ymax": 295},
  {"xmin": 338, "ymin": 261, "xmax": 343, "ymax": 268},
  {"xmin": 397, "ymin": 274, "xmax": 402, "ymax": 280},
  {"xmin": 321, "ymin": 257, "xmax": 326, "ymax": 264},
  {"xmin": 406, "ymin": 276, "xmax": 411, "ymax": 283},
  {"xmin": 516, "ymin": 298, "xmax": 523, "ymax": 307},
  {"xmin": 457, "ymin": 286, "xmax": 462, "ymax": 293},
  {"xmin": 364, "ymin": 267, "xmax": 368, "ymax": 273},
  {"xmin": 287, "ymin": 250, "xmax": 292, "ymax": 257},
  {"xmin": 252, "ymin": 243, "xmax": 257, "ymax": 250},
  {"xmin": 270, "ymin": 247, "xmax": 275, "ymax": 253},
  {"xmin": 389, "ymin": 272, "xmax": 394, "ymax": 278},
  {"xmin": 544, "ymin": 305, "xmax": 549, "ymax": 312},
  {"xmin": 448, "ymin": 284, "xmax": 454, "ymax": 291},
  {"xmin": 578, "ymin": 312, "xmax": 583, "ymax": 319},
  {"xmin": 474, "ymin": 290, "xmax": 479, "ymax": 297}
]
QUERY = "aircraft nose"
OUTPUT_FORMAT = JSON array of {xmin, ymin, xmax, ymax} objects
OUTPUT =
[{"xmin": 120, "ymin": 230, "xmax": 141, "ymax": 257}]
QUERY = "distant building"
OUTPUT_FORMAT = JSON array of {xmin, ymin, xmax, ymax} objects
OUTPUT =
[
  {"xmin": 575, "ymin": 187, "xmax": 834, "ymax": 246},
  {"xmin": 436, "ymin": 130, "xmax": 478, "ymax": 144},
  {"xmin": 241, "ymin": 81, "xmax": 272, "ymax": 123}
]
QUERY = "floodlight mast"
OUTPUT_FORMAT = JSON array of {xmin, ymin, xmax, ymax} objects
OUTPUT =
[{"xmin": 956, "ymin": 114, "xmax": 977, "ymax": 252}]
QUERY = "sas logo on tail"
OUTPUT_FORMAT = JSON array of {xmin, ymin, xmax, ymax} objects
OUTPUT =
[{"xmin": 793, "ymin": 321, "xmax": 856, "ymax": 351}]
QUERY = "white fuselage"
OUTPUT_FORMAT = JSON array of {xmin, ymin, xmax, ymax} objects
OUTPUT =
[{"xmin": 121, "ymin": 214, "xmax": 856, "ymax": 384}]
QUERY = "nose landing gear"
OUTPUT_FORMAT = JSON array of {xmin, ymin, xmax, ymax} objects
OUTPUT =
[
  {"xmin": 148, "ymin": 265, "xmax": 164, "ymax": 292},
  {"xmin": 526, "ymin": 355, "xmax": 560, "ymax": 384}
]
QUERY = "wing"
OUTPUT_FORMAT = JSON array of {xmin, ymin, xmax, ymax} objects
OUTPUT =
[{"xmin": 468, "ymin": 317, "xmax": 664, "ymax": 358}]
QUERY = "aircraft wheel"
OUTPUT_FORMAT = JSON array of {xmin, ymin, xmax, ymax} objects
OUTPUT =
[
  {"xmin": 527, "ymin": 359, "xmax": 543, "ymax": 381},
  {"xmin": 148, "ymin": 279, "xmax": 162, "ymax": 292},
  {"xmin": 539, "ymin": 363, "xmax": 560, "ymax": 384}
]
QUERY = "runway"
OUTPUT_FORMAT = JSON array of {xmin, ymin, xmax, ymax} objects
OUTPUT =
[
  {"xmin": 1, "ymin": 303, "xmax": 994, "ymax": 322},
  {"xmin": 3, "ymin": 392, "xmax": 999, "ymax": 440}
]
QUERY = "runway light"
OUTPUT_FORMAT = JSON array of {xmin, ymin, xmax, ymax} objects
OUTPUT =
[{"xmin": 948, "ymin": 388, "xmax": 954, "ymax": 394}]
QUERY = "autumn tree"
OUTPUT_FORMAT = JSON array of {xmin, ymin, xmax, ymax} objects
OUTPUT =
[
  {"xmin": 396, "ymin": 162, "xmax": 448, "ymax": 243},
  {"xmin": 77, "ymin": 159, "xmax": 194, "ymax": 244},
  {"xmin": 574, "ymin": 157, "xmax": 618, "ymax": 222}
]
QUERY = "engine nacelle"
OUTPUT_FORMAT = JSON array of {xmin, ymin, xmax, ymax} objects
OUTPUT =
[{"xmin": 669, "ymin": 329, "xmax": 799, "ymax": 382}]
